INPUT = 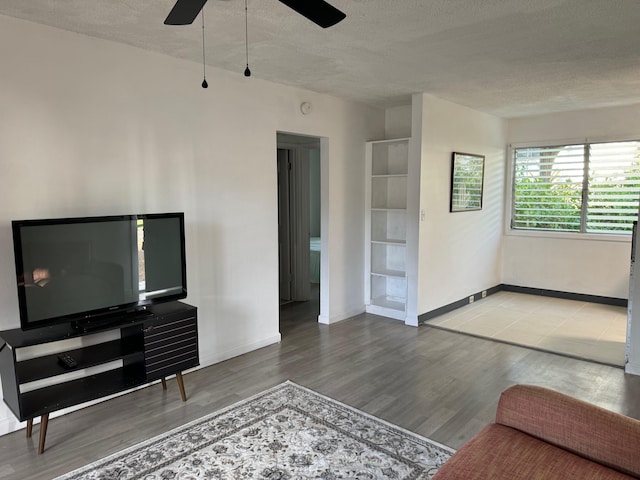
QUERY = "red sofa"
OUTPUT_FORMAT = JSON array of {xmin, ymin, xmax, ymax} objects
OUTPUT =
[{"xmin": 433, "ymin": 384, "xmax": 640, "ymax": 479}]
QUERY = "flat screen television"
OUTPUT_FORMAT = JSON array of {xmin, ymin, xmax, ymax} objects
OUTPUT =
[{"xmin": 12, "ymin": 212, "xmax": 187, "ymax": 331}]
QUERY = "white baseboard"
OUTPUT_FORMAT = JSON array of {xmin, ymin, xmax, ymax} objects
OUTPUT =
[
  {"xmin": 198, "ymin": 334, "xmax": 281, "ymax": 367},
  {"xmin": 318, "ymin": 306, "xmax": 365, "ymax": 325},
  {"xmin": 404, "ymin": 314, "xmax": 419, "ymax": 327},
  {"xmin": 0, "ymin": 416, "xmax": 24, "ymax": 437}
]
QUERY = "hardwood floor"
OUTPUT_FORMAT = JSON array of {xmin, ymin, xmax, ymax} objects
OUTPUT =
[{"xmin": 1, "ymin": 297, "xmax": 639, "ymax": 479}]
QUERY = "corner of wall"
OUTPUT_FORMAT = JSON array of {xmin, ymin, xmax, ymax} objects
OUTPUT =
[
  {"xmin": 625, "ymin": 361, "xmax": 640, "ymax": 376},
  {"xmin": 384, "ymin": 105, "xmax": 412, "ymax": 139}
]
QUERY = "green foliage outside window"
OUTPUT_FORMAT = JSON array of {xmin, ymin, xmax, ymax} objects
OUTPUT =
[{"xmin": 512, "ymin": 141, "xmax": 640, "ymax": 234}]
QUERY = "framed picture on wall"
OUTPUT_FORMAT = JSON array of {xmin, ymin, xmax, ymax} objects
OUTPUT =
[{"xmin": 450, "ymin": 152, "xmax": 485, "ymax": 212}]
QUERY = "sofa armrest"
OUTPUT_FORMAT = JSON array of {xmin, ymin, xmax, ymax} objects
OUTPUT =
[{"xmin": 496, "ymin": 384, "xmax": 640, "ymax": 478}]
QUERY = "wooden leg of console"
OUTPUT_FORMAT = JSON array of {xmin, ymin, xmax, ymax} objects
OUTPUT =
[
  {"xmin": 176, "ymin": 372, "xmax": 187, "ymax": 402},
  {"xmin": 26, "ymin": 419, "xmax": 33, "ymax": 438},
  {"xmin": 161, "ymin": 378, "xmax": 167, "ymax": 390},
  {"xmin": 38, "ymin": 414, "xmax": 49, "ymax": 454}
]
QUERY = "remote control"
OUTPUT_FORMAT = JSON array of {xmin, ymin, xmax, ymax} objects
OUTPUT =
[{"xmin": 57, "ymin": 353, "xmax": 78, "ymax": 369}]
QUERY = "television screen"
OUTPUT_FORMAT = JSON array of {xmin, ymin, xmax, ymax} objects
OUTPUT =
[{"xmin": 12, "ymin": 213, "xmax": 187, "ymax": 330}]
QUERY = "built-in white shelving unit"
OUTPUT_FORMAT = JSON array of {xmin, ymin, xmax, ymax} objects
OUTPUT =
[{"xmin": 365, "ymin": 138, "xmax": 410, "ymax": 321}]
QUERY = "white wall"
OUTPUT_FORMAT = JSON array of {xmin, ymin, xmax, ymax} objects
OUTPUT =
[
  {"xmin": 0, "ymin": 15, "xmax": 384, "ymax": 433},
  {"xmin": 385, "ymin": 105, "xmax": 412, "ymax": 139},
  {"xmin": 415, "ymin": 94, "xmax": 506, "ymax": 314},
  {"xmin": 505, "ymin": 105, "xmax": 640, "ymax": 298}
]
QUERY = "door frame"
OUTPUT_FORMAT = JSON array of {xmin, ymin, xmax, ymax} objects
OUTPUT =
[{"xmin": 276, "ymin": 132, "xmax": 326, "ymax": 322}]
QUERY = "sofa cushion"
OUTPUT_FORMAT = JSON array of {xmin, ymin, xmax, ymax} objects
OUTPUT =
[
  {"xmin": 432, "ymin": 423, "xmax": 636, "ymax": 480},
  {"xmin": 496, "ymin": 385, "xmax": 640, "ymax": 477}
]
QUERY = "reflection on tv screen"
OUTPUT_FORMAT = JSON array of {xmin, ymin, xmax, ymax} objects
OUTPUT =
[{"xmin": 14, "ymin": 214, "xmax": 186, "ymax": 327}]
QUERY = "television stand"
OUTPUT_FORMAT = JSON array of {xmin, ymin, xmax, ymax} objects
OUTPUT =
[{"xmin": 0, "ymin": 301, "xmax": 198, "ymax": 454}]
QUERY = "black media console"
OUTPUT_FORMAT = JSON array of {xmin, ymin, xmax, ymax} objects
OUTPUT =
[{"xmin": 0, "ymin": 301, "xmax": 198, "ymax": 453}]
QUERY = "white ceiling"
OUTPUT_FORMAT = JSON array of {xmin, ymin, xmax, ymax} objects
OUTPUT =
[{"xmin": 2, "ymin": 0, "xmax": 640, "ymax": 118}]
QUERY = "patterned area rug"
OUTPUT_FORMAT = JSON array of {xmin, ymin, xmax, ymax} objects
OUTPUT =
[{"xmin": 55, "ymin": 381, "xmax": 454, "ymax": 479}]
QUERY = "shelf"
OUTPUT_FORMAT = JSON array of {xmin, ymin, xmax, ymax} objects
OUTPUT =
[
  {"xmin": 371, "ymin": 269, "xmax": 406, "ymax": 279},
  {"xmin": 0, "ymin": 324, "xmax": 83, "ymax": 349},
  {"xmin": 16, "ymin": 338, "xmax": 144, "ymax": 384},
  {"xmin": 371, "ymin": 210, "xmax": 406, "ymax": 244},
  {"xmin": 371, "ymin": 239, "xmax": 406, "ymax": 246},
  {"xmin": 367, "ymin": 138, "xmax": 409, "ymax": 322},
  {"xmin": 0, "ymin": 313, "xmax": 149, "ymax": 348},
  {"xmin": 370, "ymin": 296, "xmax": 406, "ymax": 312},
  {"xmin": 371, "ymin": 176, "xmax": 407, "ymax": 209},
  {"xmin": 371, "ymin": 242, "xmax": 405, "ymax": 275},
  {"xmin": 19, "ymin": 368, "xmax": 147, "ymax": 420},
  {"xmin": 371, "ymin": 141, "xmax": 409, "ymax": 176},
  {"xmin": 0, "ymin": 301, "xmax": 199, "ymax": 454}
]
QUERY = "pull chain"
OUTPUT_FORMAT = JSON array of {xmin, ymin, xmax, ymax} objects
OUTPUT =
[
  {"xmin": 201, "ymin": 9, "xmax": 208, "ymax": 88},
  {"xmin": 244, "ymin": 0, "xmax": 251, "ymax": 77}
]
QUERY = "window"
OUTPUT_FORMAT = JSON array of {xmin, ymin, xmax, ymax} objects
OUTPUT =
[{"xmin": 512, "ymin": 140, "xmax": 640, "ymax": 234}]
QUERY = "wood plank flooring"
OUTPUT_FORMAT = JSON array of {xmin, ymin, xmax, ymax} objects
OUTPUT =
[{"xmin": 0, "ymin": 298, "xmax": 639, "ymax": 479}]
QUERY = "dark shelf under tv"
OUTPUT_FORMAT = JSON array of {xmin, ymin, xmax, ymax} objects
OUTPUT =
[
  {"xmin": 0, "ymin": 312, "xmax": 145, "ymax": 348},
  {"xmin": 20, "ymin": 367, "xmax": 147, "ymax": 420},
  {"xmin": 0, "ymin": 301, "xmax": 198, "ymax": 454},
  {"xmin": 16, "ymin": 338, "xmax": 144, "ymax": 384}
]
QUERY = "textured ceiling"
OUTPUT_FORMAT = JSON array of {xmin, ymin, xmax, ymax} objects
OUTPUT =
[{"xmin": 2, "ymin": 0, "xmax": 640, "ymax": 118}]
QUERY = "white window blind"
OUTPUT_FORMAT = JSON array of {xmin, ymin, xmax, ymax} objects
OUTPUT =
[
  {"xmin": 587, "ymin": 141, "xmax": 640, "ymax": 233},
  {"xmin": 512, "ymin": 140, "xmax": 640, "ymax": 234}
]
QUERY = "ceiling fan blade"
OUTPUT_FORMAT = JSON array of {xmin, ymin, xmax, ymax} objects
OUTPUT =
[
  {"xmin": 164, "ymin": 0, "xmax": 208, "ymax": 25},
  {"xmin": 278, "ymin": 0, "xmax": 346, "ymax": 28}
]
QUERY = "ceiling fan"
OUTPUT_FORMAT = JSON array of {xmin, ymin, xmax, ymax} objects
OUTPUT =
[{"xmin": 164, "ymin": 0, "xmax": 346, "ymax": 28}]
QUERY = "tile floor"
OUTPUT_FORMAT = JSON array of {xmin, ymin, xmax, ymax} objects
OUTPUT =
[{"xmin": 425, "ymin": 291, "xmax": 627, "ymax": 367}]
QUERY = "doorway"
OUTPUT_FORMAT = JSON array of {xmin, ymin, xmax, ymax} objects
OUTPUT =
[{"xmin": 277, "ymin": 133, "xmax": 321, "ymax": 327}]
